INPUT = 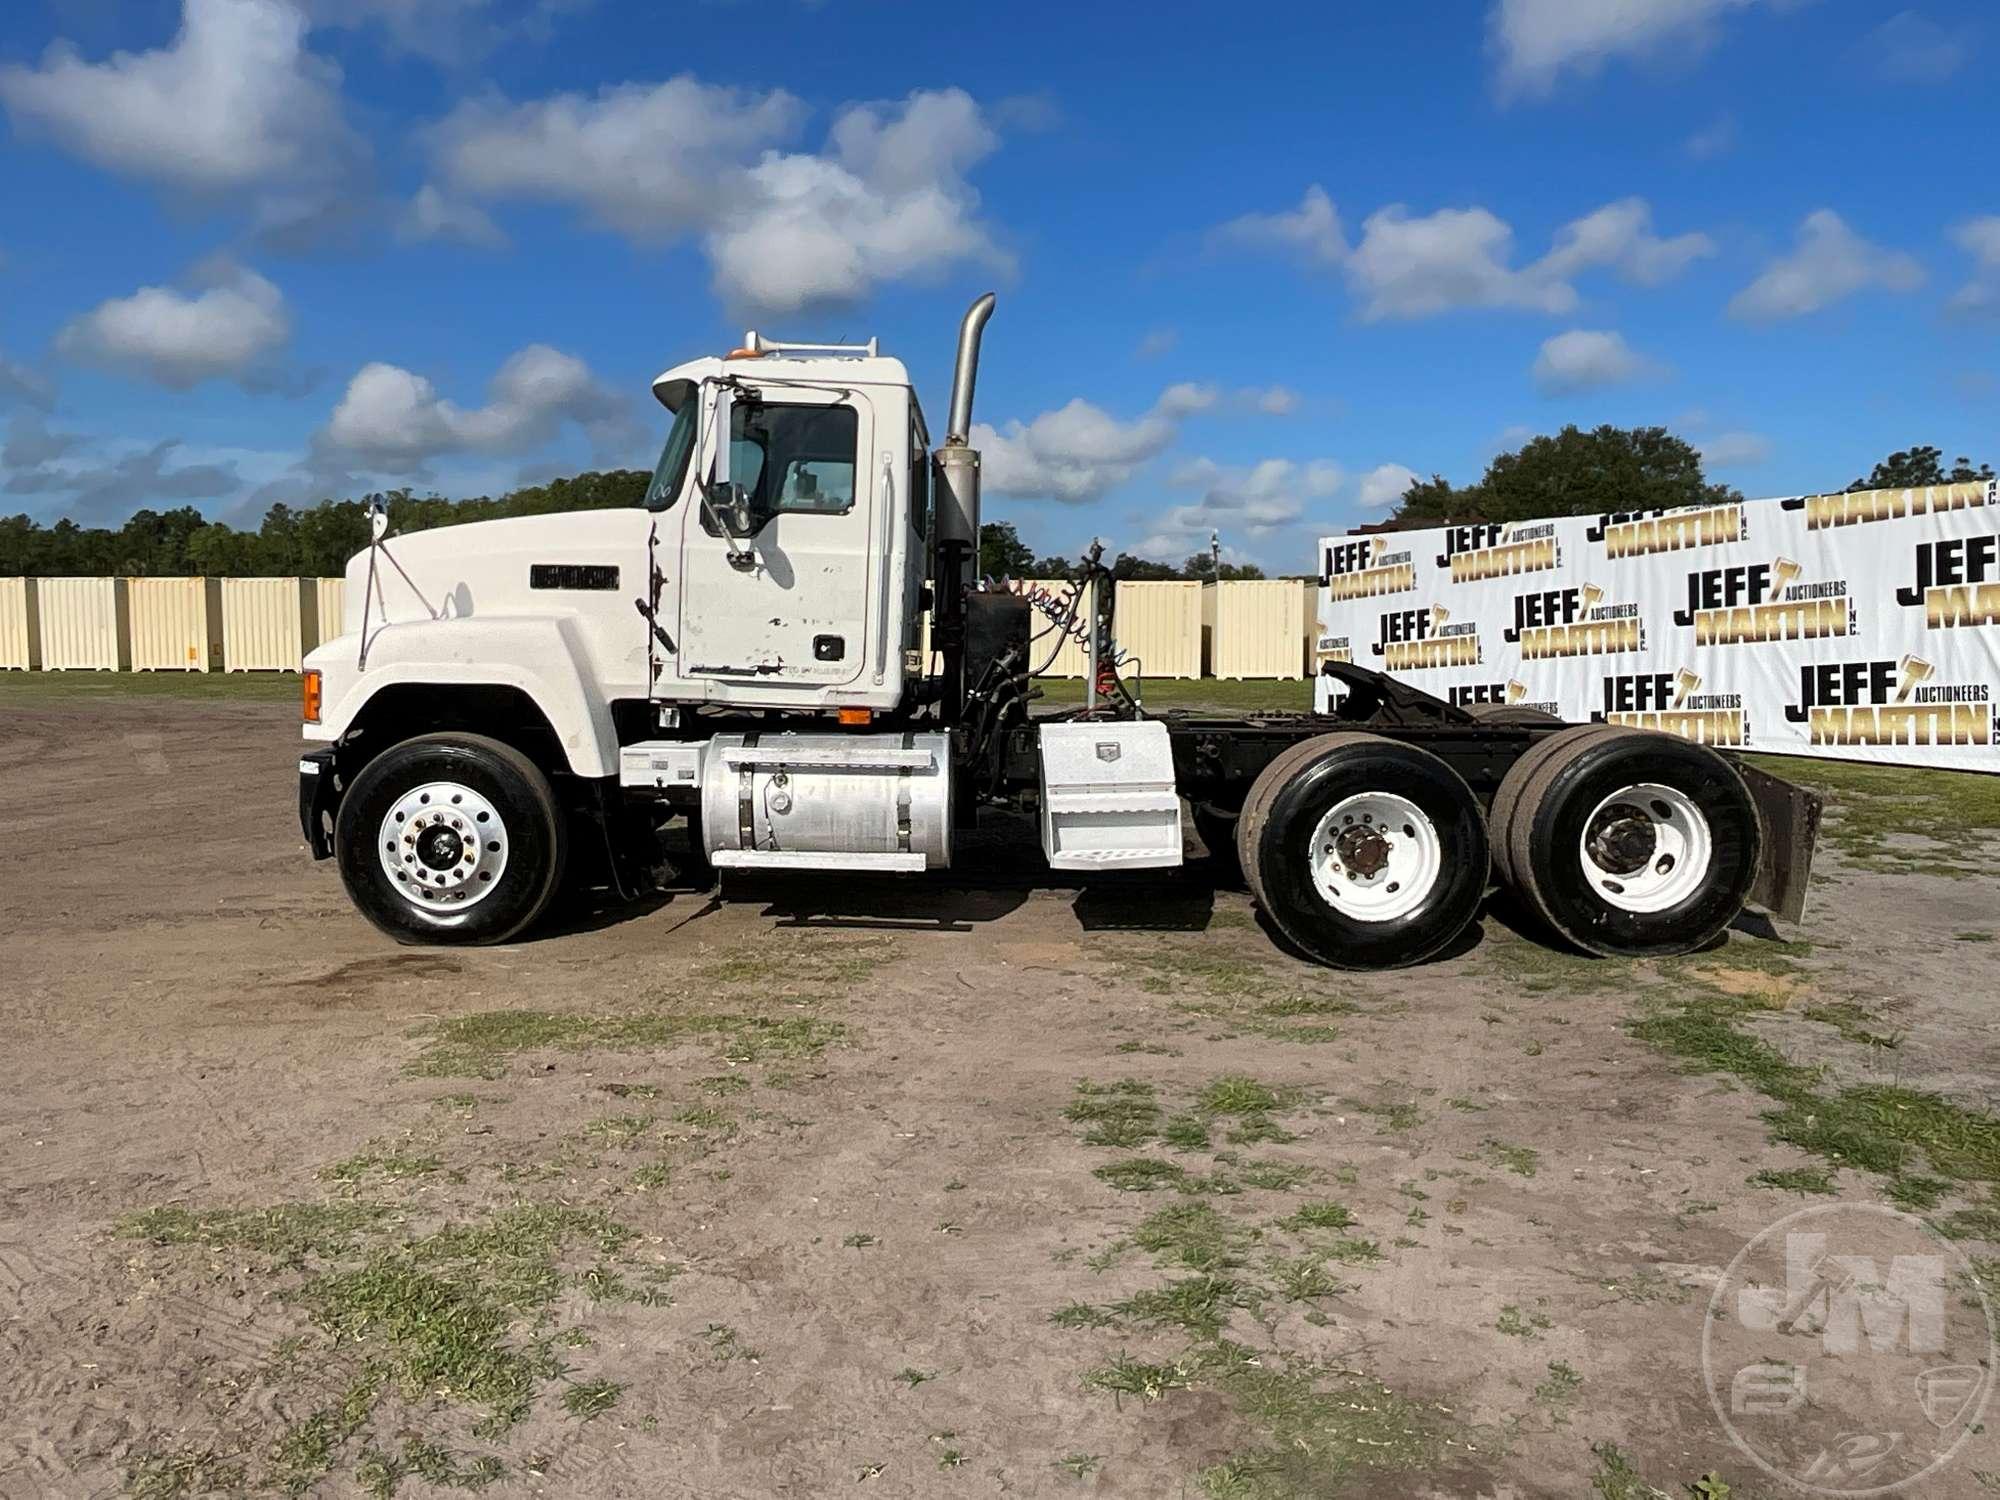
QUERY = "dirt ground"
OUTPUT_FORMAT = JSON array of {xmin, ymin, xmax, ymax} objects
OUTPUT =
[{"xmin": 3, "ymin": 682, "xmax": 1999, "ymax": 1499}]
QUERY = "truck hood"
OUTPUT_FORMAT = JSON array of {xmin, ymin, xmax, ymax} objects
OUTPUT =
[{"xmin": 341, "ymin": 509, "xmax": 652, "ymax": 634}]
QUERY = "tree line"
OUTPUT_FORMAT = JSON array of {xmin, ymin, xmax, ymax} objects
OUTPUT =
[
  {"xmin": 1, "ymin": 432, "xmax": 1989, "ymax": 578},
  {"xmin": 1386, "ymin": 431, "xmax": 1992, "ymax": 527},
  {"xmin": 0, "ymin": 470, "xmax": 649, "ymax": 578}
]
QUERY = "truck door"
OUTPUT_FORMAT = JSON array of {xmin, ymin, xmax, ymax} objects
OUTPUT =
[{"xmin": 677, "ymin": 390, "xmax": 876, "ymax": 687}]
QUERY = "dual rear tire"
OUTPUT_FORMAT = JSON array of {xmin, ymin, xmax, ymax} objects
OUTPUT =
[
  {"xmin": 1232, "ymin": 725, "xmax": 1763, "ymax": 968},
  {"xmin": 1237, "ymin": 734, "xmax": 1489, "ymax": 969},
  {"xmin": 1489, "ymin": 725, "xmax": 1759, "ymax": 958}
]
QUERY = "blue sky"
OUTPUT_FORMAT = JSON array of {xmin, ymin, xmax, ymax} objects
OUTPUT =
[{"xmin": 0, "ymin": 0, "xmax": 1994, "ymax": 570}]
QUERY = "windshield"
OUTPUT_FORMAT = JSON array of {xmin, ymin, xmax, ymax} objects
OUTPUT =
[{"xmin": 643, "ymin": 400, "xmax": 698, "ymax": 511}]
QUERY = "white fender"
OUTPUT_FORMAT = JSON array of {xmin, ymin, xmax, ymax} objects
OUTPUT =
[{"xmin": 305, "ymin": 614, "xmax": 620, "ymax": 778}]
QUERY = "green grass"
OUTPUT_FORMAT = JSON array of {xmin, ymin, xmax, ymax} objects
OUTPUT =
[
  {"xmin": 1131, "ymin": 1203, "xmax": 1251, "ymax": 1272},
  {"xmin": 121, "ymin": 1202, "xmax": 394, "ymax": 1262},
  {"xmin": 1066, "ymin": 1079, "xmax": 1164, "ymax": 1148},
  {"xmin": 560, "ymin": 1379, "xmax": 622, "ymax": 1420},
  {"xmin": 1746, "ymin": 752, "xmax": 2000, "ymax": 877},
  {"xmin": 1631, "ymin": 975, "xmax": 2000, "ymax": 1225},
  {"xmin": 1481, "ymin": 1139, "xmax": 1541, "ymax": 1178},
  {"xmin": 125, "ymin": 1196, "xmax": 650, "ymax": 1487},
  {"xmin": 127, "ymin": 1447, "xmax": 251, "ymax": 1499},
  {"xmin": 1749, "ymin": 1166, "xmax": 1838, "ymax": 1195},
  {"xmin": 320, "ymin": 1144, "xmax": 446, "ymax": 1183},
  {"xmin": 406, "ymin": 1009, "xmax": 848, "ymax": 1078},
  {"xmin": 1280, "ymin": 1201, "xmax": 1356, "ymax": 1232}
]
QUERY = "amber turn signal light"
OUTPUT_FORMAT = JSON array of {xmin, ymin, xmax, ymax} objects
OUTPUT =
[
  {"xmin": 302, "ymin": 669, "xmax": 323, "ymax": 724},
  {"xmin": 836, "ymin": 707, "xmax": 872, "ymax": 726}
]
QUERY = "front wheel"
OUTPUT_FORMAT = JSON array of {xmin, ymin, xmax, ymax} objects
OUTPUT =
[
  {"xmin": 335, "ymin": 733, "xmax": 567, "ymax": 945},
  {"xmin": 1236, "ymin": 733, "xmax": 1488, "ymax": 969}
]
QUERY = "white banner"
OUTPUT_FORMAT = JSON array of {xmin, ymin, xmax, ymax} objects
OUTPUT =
[{"xmin": 1315, "ymin": 480, "xmax": 2000, "ymax": 772}]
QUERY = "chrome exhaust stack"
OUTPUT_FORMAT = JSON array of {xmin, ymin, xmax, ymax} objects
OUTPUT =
[
  {"xmin": 932, "ymin": 293, "xmax": 996, "ymax": 724},
  {"xmin": 934, "ymin": 292, "xmax": 995, "ymax": 582},
  {"xmin": 944, "ymin": 291, "xmax": 996, "ymax": 445}
]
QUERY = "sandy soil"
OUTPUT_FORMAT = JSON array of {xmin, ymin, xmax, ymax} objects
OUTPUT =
[{"xmin": 2, "ymin": 688, "xmax": 1997, "ymax": 1498}]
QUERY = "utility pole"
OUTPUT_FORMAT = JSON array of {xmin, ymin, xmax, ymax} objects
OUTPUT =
[{"xmin": 1209, "ymin": 530, "xmax": 1221, "ymax": 582}]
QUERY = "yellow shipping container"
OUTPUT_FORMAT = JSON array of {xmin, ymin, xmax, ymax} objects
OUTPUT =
[
  {"xmin": 128, "ymin": 577, "xmax": 223, "ymax": 671},
  {"xmin": 1203, "ymin": 579, "xmax": 1310, "ymax": 679},
  {"xmin": 313, "ymin": 577, "xmax": 348, "ymax": 647},
  {"xmin": 1113, "ymin": 580, "xmax": 1201, "ymax": 679},
  {"xmin": 0, "ymin": 578, "xmax": 39, "ymax": 670},
  {"xmin": 222, "ymin": 577, "xmax": 313, "ymax": 672},
  {"xmin": 38, "ymin": 577, "xmax": 129, "ymax": 670}
]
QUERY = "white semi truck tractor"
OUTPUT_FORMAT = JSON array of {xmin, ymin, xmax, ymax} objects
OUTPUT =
[{"xmin": 298, "ymin": 295, "xmax": 1819, "ymax": 968}]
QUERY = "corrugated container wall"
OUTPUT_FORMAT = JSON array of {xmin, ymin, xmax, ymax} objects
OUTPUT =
[
  {"xmin": 1015, "ymin": 578, "xmax": 1096, "ymax": 676},
  {"xmin": 38, "ymin": 577, "xmax": 130, "ymax": 670},
  {"xmin": 0, "ymin": 578, "xmax": 39, "ymax": 669},
  {"xmin": 222, "ymin": 577, "xmax": 314, "ymax": 672},
  {"xmin": 1204, "ymin": 580, "xmax": 1310, "ymax": 679},
  {"xmin": 128, "ymin": 577, "xmax": 223, "ymax": 671},
  {"xmin": 314, "ymin": 577, "xmax": 348, "ymax": 646},
  {"xmin": 1113, "ymin": 581, "xmax": 1202, "ymax": 678}
]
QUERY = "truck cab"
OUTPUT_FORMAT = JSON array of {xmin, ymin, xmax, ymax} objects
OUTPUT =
[{"xmin": 645, "ymin": 339, "xmax": 928, "ymax": 712}]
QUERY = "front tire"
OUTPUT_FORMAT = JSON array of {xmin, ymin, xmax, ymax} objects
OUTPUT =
[
  {"xmin": 1237, "ymin": 733, "xmax": 1488, "ymax": 970},
  {"xmin": 335, "ymin": 733, "xmax": 567, "ymax": 945}
]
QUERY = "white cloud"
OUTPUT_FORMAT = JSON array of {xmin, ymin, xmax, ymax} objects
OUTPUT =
[
  {"xmin": 1697, "ymin": 430, "xmax": 1772, "ymax": 469},
  {"xmin": 974, "ymin": 386, "xmax": 1216, "ymax": 505},
  {"xmin": 706, "ymin": 90, "xmax": 1006, "ymax": 314},
  {"xmin": 1355, "ymin": 462, "xmax": 1420, "ymax": 509},
  {"xmin": 1866, "ymin": 11, "xmax": 1971, "ymax": 83},
  {"xmin": 1491, "ymin": 0, "xmax": 1765, "ymax": 97},
  {"xmin": 306, "ymin": 0, "xmax": 511, "ymax": 62},
  {"xmin": 0, "ymin": 0, "xmax": 364, "ymax": 224},
  {"xmin": 424, "ymin": 75, "xmax": 801, "ymax": 240},
  {"xmin": 424, "ymin": 81, "xmax": 1006, "ymax": 313},
  {"xmin": 1222, "ymin": 191, "xmax": 1710, "ymax": 320},
  {"xmin": 0, "ymin": 352, "xmax": 56, "ymax": 409},
  {"xmin": 1210, "ymin": 185, "xmax": 1347, "ymax": 268},
  {"xmin": 1727, "ymin": 210, "xmax": 1924, "ymax": 322},
  {"xmin": 1248, "ymin": 385, "xmax": 1300, "ymax": 416},
  {"xmin": 57, "ymin": 260, "xmax": 290, "ymax": 390},
  {"xmin": 1134, "ymin": 327, "xmax": 1179, "ymax": 361},
  {"xmin": 316, "ymin": 344, "xmax": 633, "ymax": 475},
  {"xmin": 1347, "ymin": 205, "xmax": 1572, "ymax": 319},
  {"xmin": 3, "ymin": 437, "xmax": 240, "ymax": 521},
  {"xmin": 1684, "ymin": 112, "xmax": 1738, "ymax": 160},
  {"xmin": 3, "ymin": 411, "xmax": 83, "ymax": 468},
  {"xmin": 1538, "ymin": 197, "xmax": 1715, "ymax": 285},
  {"xmin": 1130, "ymin": 454, "xmax": 1345, "ymax": 561},
  {"xmin": 399, "ymin": 184, "xmax": 508, "ymax": 249},
  {"xmin": 1946, "ymin": 216, "xmax": 2000, "ymax": 321},
  {"xmin": 1532, "ymin": 329, "xmax": 1661, "ymax": 394}
]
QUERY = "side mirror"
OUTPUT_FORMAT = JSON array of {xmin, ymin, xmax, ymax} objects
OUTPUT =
[{"xmin": 708, "ymin": 386, "xmax": 735, "ymax": 489}]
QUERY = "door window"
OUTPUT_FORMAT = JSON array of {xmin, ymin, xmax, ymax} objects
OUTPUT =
[{"xmin": 703, "ymin": 402, "xmax": 859, "ymax": 536}]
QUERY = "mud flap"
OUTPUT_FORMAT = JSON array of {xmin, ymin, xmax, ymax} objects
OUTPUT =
[{"xmin": 1736, "ymin": 759, "xmax": 1823, "ymax": 924}]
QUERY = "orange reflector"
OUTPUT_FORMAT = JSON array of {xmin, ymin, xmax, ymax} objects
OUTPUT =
[
  {"xmin": 724, "ymin": 346, "xmax": 762, "ymax": 360},
  {"xmin": 837, "ymin": 707, "xmax": 872, "ymax": 726},
  {"xmin": 302, "ymin": 669, "xmax": 323, "ymax": 724}
]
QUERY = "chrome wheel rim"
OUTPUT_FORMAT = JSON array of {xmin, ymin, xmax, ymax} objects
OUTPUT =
[
  {"xmin": 378, "ymin": 781, "xmax": 508, "ymax": 912},
  {"xmin": 1308, "ymin": 791, "xmax": 1442, "ymax": 923}
]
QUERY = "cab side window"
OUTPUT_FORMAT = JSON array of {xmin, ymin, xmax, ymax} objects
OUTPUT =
[{"xmin": 704, "ymin": 403, "xmax": 858, "ymax": 536}]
